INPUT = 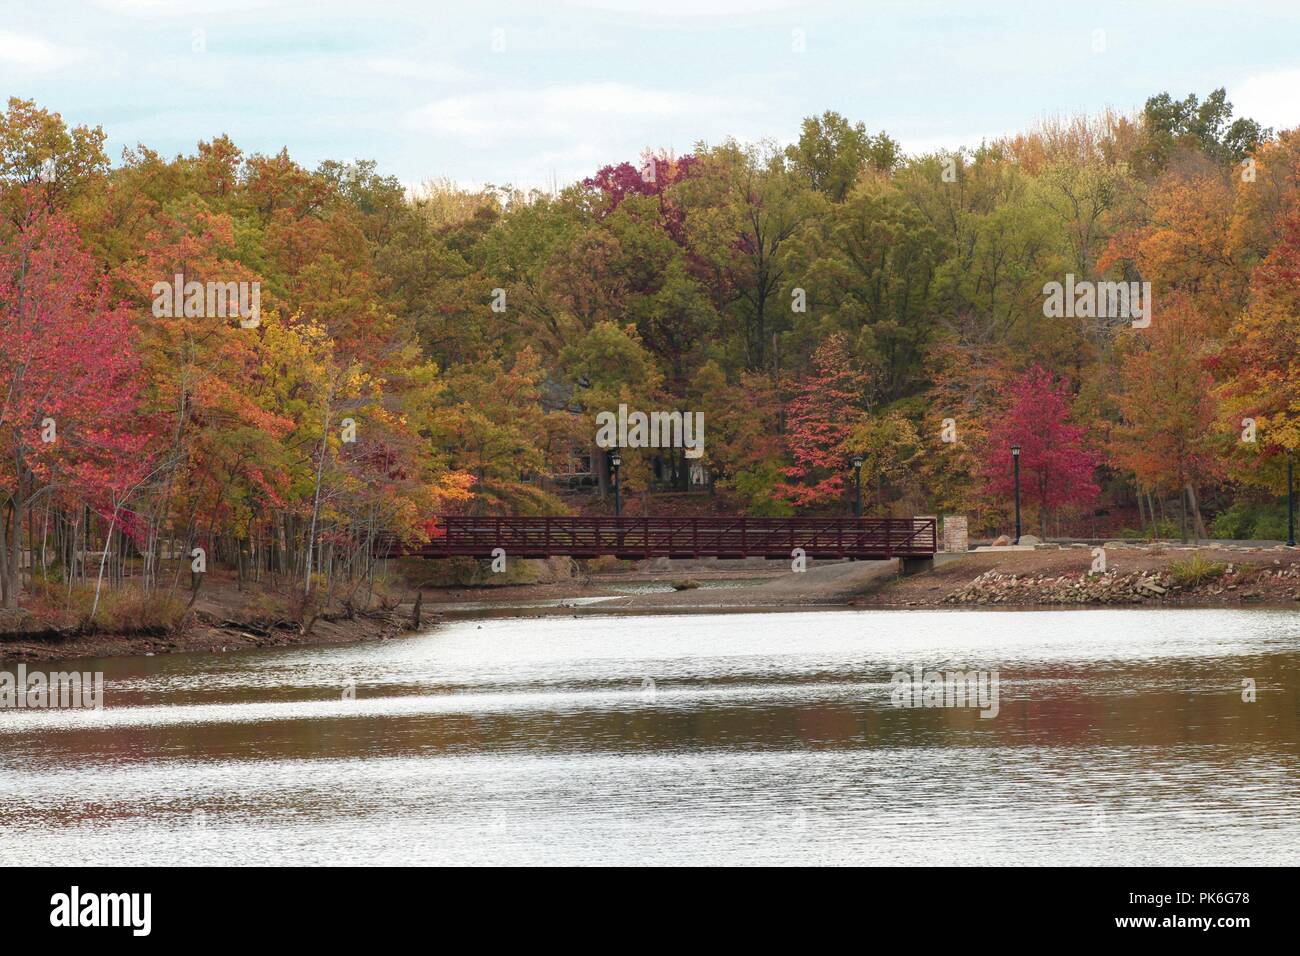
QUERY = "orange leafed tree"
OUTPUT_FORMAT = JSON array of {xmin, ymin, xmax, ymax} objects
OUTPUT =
[{"xmin": 1112, "ymin": 295, "xmax": 1220, "ymax": 536}]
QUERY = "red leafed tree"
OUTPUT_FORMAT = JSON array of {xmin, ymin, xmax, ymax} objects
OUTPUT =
[
  {"xmin": 778, "ymin": 332, "xmax": 869, "ymax": 509},
  {"xmin": 983, "ymin": 365, "xmax": 1099, "ymax": 537},
  {"xmin": 582, "ymin": 151, "xmax": 697, "ymax": 208},
  {"xmin": 0, "ymin": 197, "xmax": 149, "ymax": 607},
  {"xmin": 582, "ymin": 150, "xmax": 697, "ymax": 242}
]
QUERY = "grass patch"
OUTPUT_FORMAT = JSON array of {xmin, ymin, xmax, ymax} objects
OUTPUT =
[
  {"xmin": 17, "ymin": 581, "xmax": 189, "ymax": 635},
  {"xmin": 83, "ymin": 588, "xmax": 188, "ymax": 634},
  {"xmin": 1169, "ymin": 554, "xmax": 1228, "ymax": 587}
]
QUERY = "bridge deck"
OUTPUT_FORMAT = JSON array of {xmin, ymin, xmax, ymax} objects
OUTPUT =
[{"xmin": 383, "ymin": 515, "xmax": 937, "ymax": 561}]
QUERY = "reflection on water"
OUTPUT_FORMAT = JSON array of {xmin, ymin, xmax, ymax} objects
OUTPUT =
[
  {"xmin": 1, "ymin": 608, "xmax": 1297, "ymax": 865},
  {"xmin": 601, "ymin": 578, "xmax": 768, "ymax": 595}
]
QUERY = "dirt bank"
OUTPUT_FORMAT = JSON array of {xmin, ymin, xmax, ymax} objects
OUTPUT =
[
  {"xmin": 6, "ymin": 543, "xmax": 1297, "ymax": 662},
  {"xmin": 0, "ymin": 575, "xmax": 414, "ymax": 664}
]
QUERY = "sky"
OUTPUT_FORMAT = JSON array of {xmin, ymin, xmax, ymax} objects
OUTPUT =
[{"xmin": 4, "ymin": 0, "xmax": 1300, "ymax": 192}]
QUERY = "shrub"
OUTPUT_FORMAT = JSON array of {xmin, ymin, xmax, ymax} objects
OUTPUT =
[
  {"xmin": 1210, "ymin": 501, "xmax": 1288, "ymax": 540},
  {"xmin": 1118, "ymin": 518, "xmax": 1179, "ymax": 539},
  {"xmin": 83, "ymin": 589, "xmax": 188, "ymax": 634},
  {"xmin": 587, "ymin": 555, "xmax": 625, "ymax": 574},
  {"xmin": 1169, "ymin": 553, "xmax": 1227, "ymax": 587},
  {"xmin": 723, "ymin": 464, "xmax": 795, "ymax": 517}
]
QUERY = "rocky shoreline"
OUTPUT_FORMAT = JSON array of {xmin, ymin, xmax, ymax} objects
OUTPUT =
[
  {"xmin": 942, "ymin": 561, "xmax": 1300, "ymax": 606},
  {"xmin": 863, "ymin": 544, "xmax": 1300, "ymax": 609}
]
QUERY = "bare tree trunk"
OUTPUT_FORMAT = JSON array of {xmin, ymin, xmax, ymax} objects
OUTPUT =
[
  {"xmin": 305, "ymin": 404, "xmax": 333, "ymax": 597},
  {"xmin": 89, "ymin": 506, "xmax": 120, "ymax": 622},
  {"xmin": 1186, "ymin": 483, "xmax": 1208, "ymax": 542},
  {"xmin": 6, "ymin": 485, "xmax": 23, "ymax": 608},
  {"xmin": 0, "ymin": 505, "xmax": 10, "ymax": 607}
]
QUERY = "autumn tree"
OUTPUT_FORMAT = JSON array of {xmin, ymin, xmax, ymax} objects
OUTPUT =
[
  {"xmin": 778, "ymin": 333, "xmax": 869, "ymax": 509},
  {"xmin": 1112, "ymin": 298, "xmax": 1220, "ymax": 539},
  {"xmin": 844, "ymin": 409, "xmax": 921, "ymax": 516},
  {"xmin": 1217, "ymin": 195, "xmax": 1300, "ymax": 501},
  {"xmin": 0, "ymin": 98, "xmax": 108, "ymax": 216},
  {"xmin": 689, "ymin": 360, "xmax": 787, "ymax": 514},
  {"xmin": 983, "ymin": 365, "xmax": 1099, "ymax": 537},
  {"xmin": 0, "ymin": 199, "xmax": 147, "ymax": 606},
  {"xmin": 432, "ymin": 347, "xmax": 565, "ymax": 514}
]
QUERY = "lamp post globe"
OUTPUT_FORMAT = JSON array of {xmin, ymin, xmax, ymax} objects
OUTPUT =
[
  {"xmin": 1010, "ymin": 445, "xmax": 1022, "ymax": 545},
  {"xmin": 608, "ymin": 449, "xmax": 622, "ymax": 518},
  {"xmin": 850, "ymin": 455, "xmax": 864, "ymax": 518}
]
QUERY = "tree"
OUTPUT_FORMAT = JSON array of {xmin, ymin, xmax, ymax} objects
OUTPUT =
[
  {"xmin": 1100, "ymin": 168, "xmax": 1244, "ymax": 336},
  {"xmin": 1137, "ymin": 89, "xmax": 1269, "ymax": 172},
  {"xmin": 785, "ymin": 111, "xmax": 899, "ymax": 201},
  {"xmin": 0, "ymin": 98, "xmax": 108, "ymax": 215},
  {"xmin": 558, "ymin": 321, "xmax": 663, "ymax": 497},
  {"xmin": 689, "ymin": 360, "xmax": 787, "ymax": 513},
  {"xmin": 844, "ymin": 409, "xmax": 921, "ymax": 515},
  {"xmin": 983, "ymin": 366, "xmax": 1099, "ymax": 536},
  {"xmin": 1112, "ymin": 297, "xmax": 1219, "ymax": 540},
  {"xmin": 777, "ymin": 333, "xmax": 868, "ymax": 509},
  {"xmin": 918, "ymin": 338, "xmax": 1017, "ymax": 520},
  {"xmin": 899, "ymin": 150, "xmax": 1070, "ymax": 351},
  {"xmin": 431, "ymin": 348, "xmax": 565, "ymax": 514},
  {"xmin": 784, "ymin": 178, "xmax": 947, "ymax": 399},
  {"xmin": 0, "ymin": 199, "xmax": 147, "ymax": 606},
  {"xmin": 679, "ymin": 142, "xmax": 817, "ymax": 369},
  {"xmin": 1217, "ymin": 195, "xmax": 1300, "ymax": 499}
]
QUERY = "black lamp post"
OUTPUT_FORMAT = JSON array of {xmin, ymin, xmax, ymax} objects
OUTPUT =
[
  {"xmin": 608, "ymin": 448, "xmax": 622, "ymax": 518},
  {"xmin": 851, "ymin": 454, "xmax": 864, "ymax": 518},
  {"xmin": 1288, "ymin": 455, "xmax": 1295, "ymax": 547},
  {"xmin": 1011, "ymin": 444, "xmax": 1022, "ymax": 544}
]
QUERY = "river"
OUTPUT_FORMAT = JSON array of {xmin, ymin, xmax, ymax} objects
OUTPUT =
[{"xmin": 1, "ymin": 607, "xmax": 1297, "ymax": 865}]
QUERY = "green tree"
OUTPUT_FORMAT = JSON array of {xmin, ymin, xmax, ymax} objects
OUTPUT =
[{"xmin": 785, "ymin": 111, "xmax": 899, "ymax": 201}]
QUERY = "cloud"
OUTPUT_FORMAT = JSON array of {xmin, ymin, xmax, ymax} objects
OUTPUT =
[
  {"xmin": 0, "ymin": 31, "xmax": 89, "ymax": 71},
  {"xmin": 360, "ymin": 57, "xmax": 476, "ymax": 83},
  {"xmin": 404, "ymin": 82, "xmax": 764, "ymax": 146},
  {"xmin": 559, "ymin": 0, "xmax": 806, "ymax": 15},
  {"xmin": 88, "ymin": 0, "xmax": 277, "ymax": 18},
  {"xmin": 1230, "ymin": 68, "xmax": 1300, "ymax": 133}
]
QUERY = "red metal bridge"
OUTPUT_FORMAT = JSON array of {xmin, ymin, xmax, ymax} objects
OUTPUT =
[{"xmin": 380, "ymin": 515, "xmax": 937, "ymax": 563}]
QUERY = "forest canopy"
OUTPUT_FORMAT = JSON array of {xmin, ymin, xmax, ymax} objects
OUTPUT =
[{"xmin": 1, "ymin": 87, "xmax": 1296, "ymax": 612}]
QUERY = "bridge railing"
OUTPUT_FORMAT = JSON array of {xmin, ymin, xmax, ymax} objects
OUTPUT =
[{"xmin": 378, "ymin": 515, "xmax": 936, "ymax": 560}]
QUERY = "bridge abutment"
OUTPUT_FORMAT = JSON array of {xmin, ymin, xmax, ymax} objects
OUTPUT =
[{"xmin": 900, "ymin": 556, "xmax": 934, "ymax": 576}]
